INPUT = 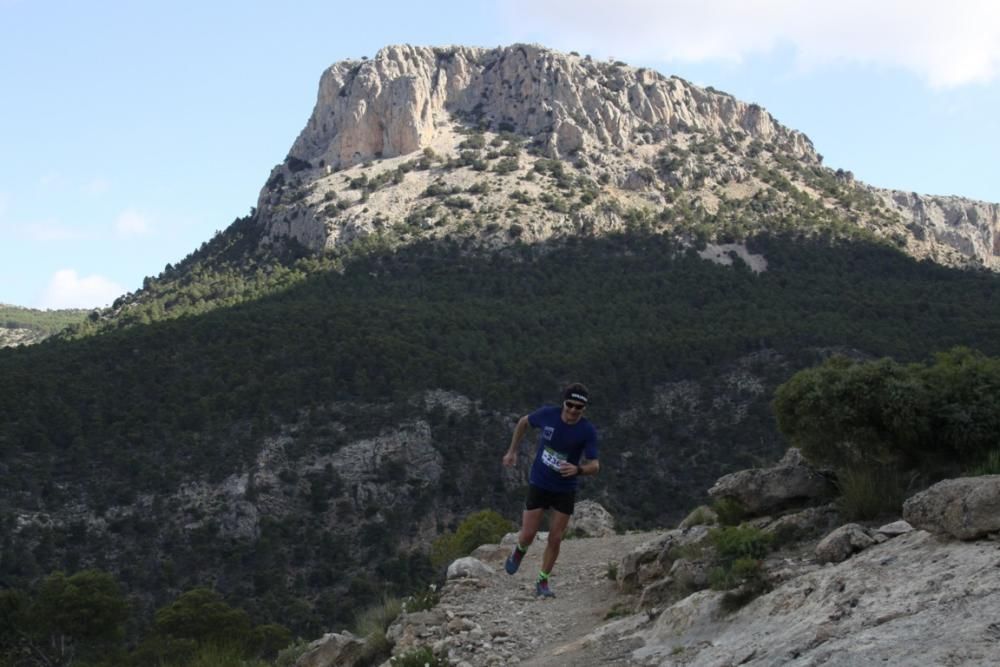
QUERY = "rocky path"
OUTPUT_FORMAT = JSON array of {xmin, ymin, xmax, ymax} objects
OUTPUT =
[{"xmin": 425, "ymin": 531, "xmax": 660, "ymax": 666}]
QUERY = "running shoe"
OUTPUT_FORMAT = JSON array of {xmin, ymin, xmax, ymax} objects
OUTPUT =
[
  {"xmin": 505, "ymin": 546, "xmax": 524, "ymax": 575},
  {"xmin": 535, "ymin": 579, "xmax": 555, "ymax": 598}
]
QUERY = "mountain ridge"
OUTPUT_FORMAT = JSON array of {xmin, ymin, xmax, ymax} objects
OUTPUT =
[{"xmin": 247, "ymin": 43, "xmax": 998, "ymax": 276}]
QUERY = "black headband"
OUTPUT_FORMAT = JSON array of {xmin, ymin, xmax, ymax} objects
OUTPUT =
[{"xmin": 564, "ymin": 390, "xmax": 589, "ymax": 404}]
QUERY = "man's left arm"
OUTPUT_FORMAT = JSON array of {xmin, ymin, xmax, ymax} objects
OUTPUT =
[{"xmin": 577, "ymin": 428, "xmax": 599, "ymax": 476}]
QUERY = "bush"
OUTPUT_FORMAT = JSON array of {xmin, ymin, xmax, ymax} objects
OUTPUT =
[
  {"xmin": 774, "ymin": 348, "xmax": 1000, "ymax": 479},
  {"xmin": 969, "ymin": 448, "xmax": 1000, "ymax": 476},
  {"xmin": 353, "ymin": 596, "xmax": 402, "ymax": 665},
  {"xmin": 709, "ymin": 525, "xmax": 772, "ymax": 563},
  {"xmin": 707, "ymin": 527, "xmax": 773, "ymax": 611},
  {"xmin": 837, "ymin": 466, "xmax": 904, "ymax": 520},
  {"xmin": 401, "ymin": 585, "xmax": 440, "ymax": 613},
  {"xmin": 711, "ymin": 498, "xmax": 745, "ymax": 526},
  {"xmin": 495, "ymin": 157, "xmax": 519, "ymax": 174},
  {"xmin": 431, "ymin": 510, "xmax": 513, "ymax": 567},
  {"xmin": 274, "ymin": 639, "xmax": 311, "ymax": 667}
]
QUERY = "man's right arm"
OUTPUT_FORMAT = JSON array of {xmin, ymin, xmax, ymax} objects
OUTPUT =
[{"xmin": 502, "ymin": 415, "xmax": 531, "ymax": 467}]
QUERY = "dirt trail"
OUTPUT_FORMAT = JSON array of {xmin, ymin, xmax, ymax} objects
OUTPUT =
[{"xmin": 440, "ymin": 531, "xmax": 660, "ymax": 666}]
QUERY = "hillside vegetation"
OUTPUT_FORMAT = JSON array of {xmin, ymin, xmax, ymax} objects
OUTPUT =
[
  {"xmin": 2, "ymin": 232, "xmax": 999, "ymax": 641},
  {"xmin": 0, "ymin": 305, "xmax": 88, "ymax": 347}
]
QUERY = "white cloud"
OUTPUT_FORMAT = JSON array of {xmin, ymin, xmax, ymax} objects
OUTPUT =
[
  {"xmin": 39, "ymin": 269, "xmax": 123, "ymax": 309},
  {"xmin": 115, "ymin": 208, "xmax": 152, "ymax": 237},
  {"xmin": 506, "ymin": 0, "xmax": 1000, "ymax": 88}
]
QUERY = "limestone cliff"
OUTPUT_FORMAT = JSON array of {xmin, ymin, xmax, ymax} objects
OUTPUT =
[
  {"xmin": 253, "ymin": 43, "xmax": 999, "ymax": 272},
  {"xmin": 287, "ymin": 44, "xmax": 814, "ymax": 169}
]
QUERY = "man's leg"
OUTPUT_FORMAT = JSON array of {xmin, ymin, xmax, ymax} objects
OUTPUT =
[
  {"xmin": 506, "ymin": 507, "xmax": 543, "ymax": 575},
  {"xmin": 535, "ymin": 509, "xmax": 570, "ymax": 597},
  {"xmin": 518, "ymin": 507, "xmax": 544, "ymax": 547},
  {"xmin": 540, "ymin": 509, "xmax": 571, "ymax": 575}
]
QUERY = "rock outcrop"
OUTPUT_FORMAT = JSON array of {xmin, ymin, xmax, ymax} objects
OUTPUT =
[
  {"xmin": 902, "ymin": 475, "xmax": 1000, "ymax": 539},
  {"xmin": 376, "ymin": 456, "xmax": 1000, "ymax": 667},
  {"xmin": 295, "ymin": 631, "xmax": 367, "ymax": 667},
  {"xmin": 874, "ymin": 188, "xmax": 1000, "ymax": 270},
  {"xmin": 252, "ymin": 43, "xmax": 1000, "ymax": 272},
  {"xmin": 707, "ymin": 448, "xmax": 835, "ymax": 516},
  {"xmin": 287, "ymin": 44, "xmax": 815, "ymax": 171},
  {"xmin": 568, "ymin": 499, "xmax": 616, "ymax": 537}
]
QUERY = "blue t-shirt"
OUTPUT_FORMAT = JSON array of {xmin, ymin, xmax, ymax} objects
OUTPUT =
[{"xmin": 527, "ymin": 405, "xmax": 599, "ymax": 493}]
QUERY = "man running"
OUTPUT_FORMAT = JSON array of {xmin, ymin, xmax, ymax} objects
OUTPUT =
[{"xmin": 501, "ymin": 383, "xmax": 599, "ymax": 597}]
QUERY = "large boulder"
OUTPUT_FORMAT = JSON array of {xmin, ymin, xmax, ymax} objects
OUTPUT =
[
  {"xmin": 815, "ymin": 523, "xmax": 876, "ymax": 563},
  {"xmin": 903, "ymin": 475, "xmax": 1000, "ymax": 540},
  {"xmin": 568, "ymin": 500, "xmax": 616, "ymax": 537},
  {"xmin": 619, "ymin": 526, "xmax": 710, "ymax": 593},
  {"xmin": 446, "ymin": 557, "xmax": 494, "ymax": 580},
  {"xmin": 762, "ymin": 504, "xmax": 840, "ymax": 545},
  {"xmin": 707, "ymin": 448, "xmax": 835, "ymax": 516},
  {"xmin": 295, "ymin": 631, "xmax": 367, "ymax": 667}
]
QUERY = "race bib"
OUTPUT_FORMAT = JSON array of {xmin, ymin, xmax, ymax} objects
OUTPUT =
[{"xmin": 541, "ymin": 446, "xmax": 566, "ymax": 471}]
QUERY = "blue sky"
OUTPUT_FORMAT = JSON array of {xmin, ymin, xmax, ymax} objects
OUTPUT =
[{"xmin": 2, "ymin": 0, "xmax": 998, "ymax": 309}]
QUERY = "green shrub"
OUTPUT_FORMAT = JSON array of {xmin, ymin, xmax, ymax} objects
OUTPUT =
[
  {"xmin": 709, "ymin": 525, "xmax": 773, "ymax": 562},
  {"xmin": 969, "ymin": 448, "xmax": 1000, "ymax": 475},
  {"xmin": 353, "ymin": 596, "xmax": 402, "ymax": 665},
  {"xmin": 431, "ymin": 510, "xmax": 513, "ymax": 567},
  {"xmin": 495, "ymin": 157, "xmax": 519, "ymax": 174},
  {"xmin": 707, "ymin": 565, "xmax": 738, "ymax": 591},
  {"xmin": 774, "ymin": 348, "xmax": 1000, "ymax": 480},
  {"xmin": 354, "ymin": 596, "xmax": 402, "ymax": 638},
  {"xmin": 711, "ymin": 498, "xmax": 746, "ymax": 526},
  {"xmin": 837, "ymin": 466, "xmax": 904, "ymax": 520},
  {"xmin": 603, "ymin": 602, "xmax": 632, "ymax": 620},
  {"xmin": 274, "ymin": 639, "xmax": 311, "ymax": 667},
  {"xmin": 402, "ymin": 585, "xmax": 440, "ymax": 613},
  {"xmin": 679, "ymin": 505, "xmax": 716, "ymax": 529}
]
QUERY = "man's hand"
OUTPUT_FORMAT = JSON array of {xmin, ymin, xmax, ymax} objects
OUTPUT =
[
  {"xmin": 502, "ymin": 451, "xmax": 517, "ymax": 467},
  {"xmin": 558, "ymin": 461, "xmax": 580, "ymax": 477}
]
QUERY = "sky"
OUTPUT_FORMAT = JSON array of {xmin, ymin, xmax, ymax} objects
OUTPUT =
[{"xmin": 2, "ymin": 1, "xmax": 998, "ymax": 309}]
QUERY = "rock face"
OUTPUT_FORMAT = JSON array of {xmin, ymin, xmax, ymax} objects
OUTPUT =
[
  {"xmin": 252, "ymin": 43, "xmax": 1000, "ymax": 272},
  {"xmin": 295, "ymin": 631, "xmax": 367, "ymax": 667},
  {"xmin": 380, "ymin": 490, "xmax": 1000, "ymax": 667},
  {"xmin": 902, "ymin": 475, "xmax": 1000, "ymax": 539},
  {"xmin": 635, "ymin": 529, "xmax": 1000, "ymax": 666},
  {"xmin": 287, "ymin": 44, "xmax": 815, "ymax": 171},
  {"xmin": 568, "ymin": 499, "xmax": 616, "ymax": 537},
  {"xmin": 874, "ymin": 188, "xmax": 1000, "ymax": 270},
  {"xmin": 446, "ymin": 557, "xmax": 494, "ymax": 580},
  {"xmin": 814, "ymin": 523, "xmax": 876, "ymax": 563},
  {"xmin": 707, "ymin": 448, "xmax": 835, "ymax": 516}
]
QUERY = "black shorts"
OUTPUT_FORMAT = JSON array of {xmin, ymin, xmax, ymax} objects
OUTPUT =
[{"xmin": 525, "ymin": 484, "xmax": 576, "ymax": 516}]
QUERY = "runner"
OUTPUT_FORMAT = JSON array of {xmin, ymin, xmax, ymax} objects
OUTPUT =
[{"xmin": 501, "ymin": 383, "xmax": 600, "ymax": 597}]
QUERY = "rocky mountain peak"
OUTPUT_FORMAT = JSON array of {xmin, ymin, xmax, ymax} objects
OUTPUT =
[
  {"xmin": 288, "ymin": 43, "xmax": 816, "ymax": 170},
  {"xmin": 250, "ymin": 43, "xmax": 999, "ymax": 276}
]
